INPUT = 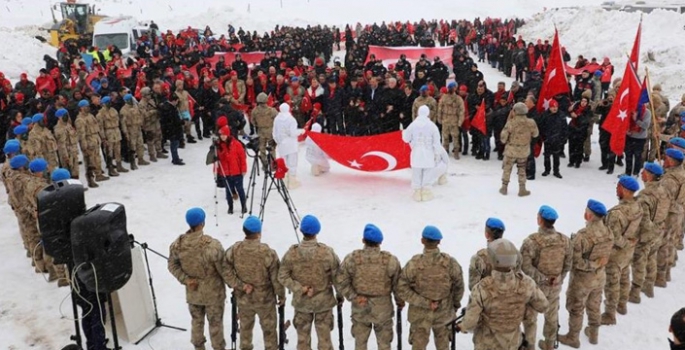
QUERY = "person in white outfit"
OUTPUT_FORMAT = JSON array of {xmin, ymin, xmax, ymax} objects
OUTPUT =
[
  {"xmin": 425, "ymin": 146, "xmax": 449, "ymax": 186},
  {"xmin": 272, "ymin": 103, "xmax": 300, "ymax": 189},
  {"xmin": 305, "ymin": 123, "xmax": 330, "ymax": 176},
  {"xmin": 402, "ymin": 105, "xmax": 443, "ymax": 201}
]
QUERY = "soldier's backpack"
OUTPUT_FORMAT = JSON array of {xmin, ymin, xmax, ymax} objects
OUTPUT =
[{"xmin": 531, "ymin": 233, "xmax": 567, "ymax": 277}]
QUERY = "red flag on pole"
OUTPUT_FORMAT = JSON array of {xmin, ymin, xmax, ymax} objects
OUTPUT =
[
  {"xmin": 534, "ymin": 55, "xmax": 544, "ymax": 72},
  {"xmin": 630, "ymin": 19, "xmax": 642, "ymax": 71},
  {"xmin": 471, "ymin": 99, "xmax": 487, "ymax": 135},
  {"xmin": 601, "ymin": 61, "xmax": 641, "ymax": 155},
  {"xmin": 536, "ymin": 29, "xmax": 570, "ymax": 112}
]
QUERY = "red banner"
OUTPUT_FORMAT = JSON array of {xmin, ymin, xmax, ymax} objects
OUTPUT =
[
  {"xmin": 367, "ymin": 45, "xmax": 453, "ymax": 65},
  {"xmin": 307, "ymin": 131, "xmax": 410, "ymax": 172}
]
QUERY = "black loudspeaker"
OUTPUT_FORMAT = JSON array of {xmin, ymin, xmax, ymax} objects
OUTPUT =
[
  {"xmin": 71, "ymin": 203, "xmax": 132, "ymax": 293},
  {"xmin": 37, "ymin": 180, "xmax": 87, "ymax": 264}
]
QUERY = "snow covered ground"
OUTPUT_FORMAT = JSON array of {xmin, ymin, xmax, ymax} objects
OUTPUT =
[{"xmin": 1, "ymin": 58, "xmax": 682, "ymax": 349}]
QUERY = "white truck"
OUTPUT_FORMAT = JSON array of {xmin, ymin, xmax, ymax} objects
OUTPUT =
[{"xmin": 92, "ymin": 16, "xmax": 154, "ymax": 57}]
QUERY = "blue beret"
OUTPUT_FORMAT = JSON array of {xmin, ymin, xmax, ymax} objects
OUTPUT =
[
  {"xmin": 666, "ymin": 148, "xmax": 684, "ymax": 162},
  {"xmin": 422, "ymin": 225, "xmax": 443, "ymax": 240},
  {"xmin": 643, "ymin": 162, "xmax": 664, "ymax": 177},
  {"xmin": 419, "ymin": 85, "xmax": 428, "ymax": 92},
  {"xmin": 29, "ymin": 158, "xmax": 48, "ymax": 173},
  {"xmin": 185, "ymin": 207, "xmax": 206, "ymax": 227},
  {"xmin": 594, "ymin": 70, "xmax": 603, "ymax": 77},
  {"xmin": 3, "ymin": 140, "xmax": 20, "ymax": 154},
  {"xmin": 669, "ymin": 137, "xmax": 685, "ymax": 149},
  {"xmin": 587, "ymin": 199, "xmax": 607, "ymax": 216},
  {"xmin": 100, "ymin": 78, "xmax": 109, "ymax": 84},
  {"xmin": 51, "ymin": 168, "xmax": 71, "ymax": 182},
  {"xmin": 14, "ymin": 125, "xmax": 28, "ymax": 135},
  {"xmin": 55, "ymin": 108, "xmax": 68, "ymax": 118},
  {"xmin": 291, "ymin": 77, "xmax": 299, "ymax": 83},
  {"xmin": 10, "ymin": 154, "xmax": 29, "ymax": 169},
  {"xmin": 618, "ymin": 175, "xmax": 640, "ymax": 192},
  {"xmin": 101, "ymin": 96, "xmax": 111, "ymax": 104},
  {"xmin": 447, "ymin": 82, "xmax": 457, "ymax": 89},
  {"xmin": 363, "ymin": 224, "xmax": 383, "ymax": 243},
  {"xmin": 243, "ymin": 215, "xmax": 262, "ymax": 233},
  {"xmin": 21, "ymin": 117, "xmax": 33, "ymax": 126},
  {"xmin": 300, "ymin": 215, "xmax": 321, "ymax": 235},
  {"xmin": 32, "ymin": 113, "xmax": 44, "ymax": 124},
  {"xmin": 123, "ymin": 94, "xmax": 133, "ymax": 101},
  {"xmin": 78, "ymin": 99, "xmax": 90, "ymax": 108},
  {"xmin": 538, "ymin": 205, "xmax": 559, "ymax": 221},
  {"xmin": 485, "ymin": 217, "xmax": 505, "ymax": 231}
]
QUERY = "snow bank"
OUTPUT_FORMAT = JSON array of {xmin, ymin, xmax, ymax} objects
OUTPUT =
[
  {"xmin": 0, "ymin": 27, "xmax": 56, "ymax": 82},
  {"xmin": 519, "ymin": 7, "xmax": 685, "ymax": 101}
]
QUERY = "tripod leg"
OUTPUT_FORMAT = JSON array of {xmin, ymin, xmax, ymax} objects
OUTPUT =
[
  {"xmin": 68, "ymin": 263, "xmax": 83, "ymax": 348},
  {"xmin": 108, "ymin": 294, "xmax": 121, "ymax": 350}
]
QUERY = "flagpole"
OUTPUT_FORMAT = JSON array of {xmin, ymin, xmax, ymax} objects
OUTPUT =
[{"xmin": 644, "ymin": 67, "xmax": 662, "ymax": 162}]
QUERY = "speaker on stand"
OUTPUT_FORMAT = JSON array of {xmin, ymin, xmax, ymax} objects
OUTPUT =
[
  {"xmin": 71, "ymin": 202, "xmax": 133, "ymax": 350},
  {"xmin": 37, "ymin": 179, "xmax": 87, "ymax": 348}
]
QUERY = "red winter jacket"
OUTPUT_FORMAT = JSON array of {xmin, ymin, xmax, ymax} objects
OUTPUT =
[{"xmin": 216, "ymin": 139, "xmax": 247, "ymax": 177}]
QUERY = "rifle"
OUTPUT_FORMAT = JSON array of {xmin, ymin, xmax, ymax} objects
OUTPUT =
[
  {"xmin": 519, "ymin": 333, "xmax": 529, "ymax": 350},
  {"xmin": 337, "ymin": 303, "xmax": 345, "ymax": 350},
  {"xmin": 447, "ymin": 308, "xmax": 466, "ymax": 350},
  {"xmin": 396, "ymin": 307, "xmax": 402, "ymax": 350},
  {"xmin": 231, "ymin": 292, "xmax": 238, "ymax": 350},
  {"xmin": 278, "ymin": 305, "xmax": 290, "ymax": 350}
]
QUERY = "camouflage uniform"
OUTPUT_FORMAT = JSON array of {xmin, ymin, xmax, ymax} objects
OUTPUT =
[
  {"xmin": 120, "ymin": 103, "xmax": 148, "ymax": 168},
  {"xmin": 500, "ymin": 112, "xmax": 539, "ymax": 193},
  {"xmin": 520, "ymin": 227, "xmax": 572, "ymax": 349},
  {"xmin": 251, "ymin": 103, "xmax": 278, "ymax": 165},
  {"xmin": 4, "ymin": 167, "xmax": 32, "ymax": 256},
  {"xmin": 278, "ymin": 238, "xmax": 342, "ymax": 350},
  {"xmin": 437, "ymin": 93, "xmax": 465, "ymax": 157},
  {"xmin": 168, "ymin": 229, "xmax": 227, "ymax": 350},
  {"xmin": 460, "ymin": 270, "xmax": 549, "ymax": 350},
  {"xmin": 54, "ymin": 119, "xmax": 81, "ymax": 179},
  {"xmin": 27, "ymin": 123, "xmax": 59, "ymax": 172},
  {"xmin": 602, "ymin": 198, "xmax": 642, "ymax": 323},
  {"xmin": 468, "ymin": 241, "xmax": 522, "ymax": 291},
  {"xmin": 658, "ymin": 166, "xmax": 685, "ymax": 286},
  {"xmin": 97, "ymin": 106, "xmax": 125, "ymax": 171},
  {"xmin": 337, "ymin": 246, "xmax": 402, "ymax": 350},
  {"xmin": 412, "ymin": 96, "xmax": 438, "ymax": 122},
  {"xmin": 632, "ymin": 181, "xmax": 670, "ymax": 299},
  {"xmin": 139, "ymin": 96, "xmax": 164, "ymax": 160},
  {"xmin": 559, "ymin": 218, "xmax": 613, "ymax": 346},
  {"xmin": 75, "ymin": 111, "xmax": 106, "ymax": 180},
  {"xmin": 396, "ymin": 247, "xmax": 464, "ymax": 350},
  {"xmin": 222, "ymin": 238, "xmax": 285, "ymax": 350}
]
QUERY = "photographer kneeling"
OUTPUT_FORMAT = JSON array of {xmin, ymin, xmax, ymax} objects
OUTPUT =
[{"xmin": 215, "ymin": 125, "xmax": 247, "ymax": 215}]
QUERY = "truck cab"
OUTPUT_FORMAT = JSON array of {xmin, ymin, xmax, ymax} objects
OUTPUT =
[{"xmin": 92, "ymin": 16, "xmax": 152, "ymax": 57}]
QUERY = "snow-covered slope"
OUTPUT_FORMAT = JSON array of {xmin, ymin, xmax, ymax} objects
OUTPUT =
[
  {"xmin": 519, "ymin": 7, "xmax": 685, "ymax": 101},
  {"xmin": 0, "ymin": 27, "xmax": 56, "ymax": 81}
]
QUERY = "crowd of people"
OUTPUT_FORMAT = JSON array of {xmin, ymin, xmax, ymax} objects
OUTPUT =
[{"xmin": 2, "ymin": 14, "xmax": 685, "ymax": 350}]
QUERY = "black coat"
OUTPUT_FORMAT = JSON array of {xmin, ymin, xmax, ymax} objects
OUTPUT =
[
  {"xmin": 159, "ymin": 99, "xmax": 184, "ymax": 141},
  {"xmin": 323, "ymin": 87, "xmax": 344, "ymax": 117},
  {"xmin": 363, "ymin": 86, "xmax": 384, "ymax": 118},
  {"xmin": 539, "ymin": 110, "xmax": 569, "ymax": 149}
]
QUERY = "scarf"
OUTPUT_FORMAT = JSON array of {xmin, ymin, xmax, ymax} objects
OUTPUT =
[{"xmin": 232, "ymin": 80, "xmax": 239, "ymax": 101}]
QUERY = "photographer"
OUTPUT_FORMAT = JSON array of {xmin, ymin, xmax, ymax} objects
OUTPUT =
[{"xmin": 215, "ymin": 125, "xmax": 247, "ymax": 215}]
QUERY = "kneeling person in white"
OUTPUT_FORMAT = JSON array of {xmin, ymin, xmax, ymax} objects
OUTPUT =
[
  {"xmin": 305, "ymin": 123, "xmax": 330, "ymax": 176},
  {"xmin": 272, "ymin": 103, "xmax": 300, "ymax": 188},
  {"xmin": 402, "ymin": 105, "xmax": 443, "ymax": 201}
]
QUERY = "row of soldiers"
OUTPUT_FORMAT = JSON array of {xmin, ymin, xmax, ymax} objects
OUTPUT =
[
  {"xmin": 8, "ymin": 87, "xmax": 170, "ymax": 189},
  {"xmin": 0, "ymin": 148, "xmax": 73, "ymax": 286},
  {"xmin": 168, "ymin": 153, "xmax": 684, "ymax": 350}
]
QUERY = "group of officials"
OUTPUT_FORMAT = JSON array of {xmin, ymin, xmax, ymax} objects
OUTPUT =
[{"xmin": 169, "ymin": 145, "xmax": 684, "ymax": 350}]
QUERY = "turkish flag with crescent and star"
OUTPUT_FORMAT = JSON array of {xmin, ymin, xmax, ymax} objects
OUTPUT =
[
  {"xmin": 307, "ymin": 131, "xmax": 411, "ymax": 172},
  {"xmin": 536, "ymin": 29, "xmax": 570, "ymax": 112},
  {"xmin": 600, "ymin": 21, "xmax": 642, "ymax": 156}
]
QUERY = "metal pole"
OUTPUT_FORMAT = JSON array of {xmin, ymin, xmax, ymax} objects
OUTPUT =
[{"xmin": 644, "ymin": 67, "xmax": 662, "ymax": 162}]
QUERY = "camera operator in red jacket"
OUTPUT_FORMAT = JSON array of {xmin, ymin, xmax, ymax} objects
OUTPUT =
[{"xmin": 215, "ymin": 125, "xmax": 247, "ymax": 215}]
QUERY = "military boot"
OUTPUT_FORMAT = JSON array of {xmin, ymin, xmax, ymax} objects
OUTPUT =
[
  {"xmin": 157, "ymin": 152, "xmax": 169, "ymax": 159},
  {"xmin": 655, "ymin": 271, "xmax": 667, "ymax": 287},
  {"xmin": 149, "ymin": 154, "xmax": 158, "ymax": 162},
  {"xmin": 617, "ymin": 302, "xmax": 627, "ymax": 315},
  {"xmin": 138, "ymin": 157, "xmax": 150, "ymax": 166},
  {"xmin": 412, "ymin": 190, "xmax": 422, "ymax": 202},
  {"xmin": 108, "ymin": 161, "xmax": 119, "ymax": 177},
  {"xmin": 628, "ymin": 285, "xmax": 641, "ymax": 304},
  {"xmin": 95, "ymin": 173, "xmax": 109, "ymax": 182},
  {"xmin": 499, "ymin": 183, "xmax": 508, "ymax": 195},
  {"xmin": 130, "ymin": 158, "xmax": 138, "ymax": 170},
  {"xmin": 438, "ymin": 174, "xmax": 448, "ymax": 185},
  {"xmin": 666, "ymin": 268, "xmax": 671, "ymax": 282},
  {"xmin": 518, "ymin": 184, "xmax": 531, "ymax": 197},
  {"xmin": 87, "ymin": 170, "xmax": 99, "ymax": 188},
  {"xmin": 34, "ymin": 259, "xmax": 47, "ymax": 274},
  {"xmin": 584, "ymin": 326, "xmax": 599, "ymax": 345},
  {"xmin": 642, "ymin": 282, "xmax": 654, "ymax": 298},
  {"xmin": 557, "ymin": 333, "xmax": 580, "ymax": 349},
  {"xmin": 538, "ymin": 339, "xmax": 554, "ymax": 350},
  {"xmin": 117, "ymin": 161, "xmax": 129, "ymax": 173},
  {"xmin": 600, "ymin": 312, "xmax": 616, "ymax": 325}
]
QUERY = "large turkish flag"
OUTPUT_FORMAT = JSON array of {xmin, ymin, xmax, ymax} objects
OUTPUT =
[{"xmin": 307, "ymin": 131, "xmax": 411, "ymax": 172}]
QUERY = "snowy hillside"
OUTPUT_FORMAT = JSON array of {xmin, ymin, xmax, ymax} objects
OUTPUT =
[{"xmin": 518, "ymin": 7, "xmax": 685, "ymax": 101}]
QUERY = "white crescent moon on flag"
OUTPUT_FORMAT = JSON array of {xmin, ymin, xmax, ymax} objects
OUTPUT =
[
  {"xmin": 547, "ymin": 68, "xmax": 556, "ymax": 81},
  {"xmin": 620, "ymin": 88, "xmax": 630, "ymax": 104},
  {"xmin": 361, "ymin": 151, "xmax": 398, "ymax": 172}
]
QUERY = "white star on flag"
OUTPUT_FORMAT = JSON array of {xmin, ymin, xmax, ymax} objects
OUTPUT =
[
  {"xmin": 618, "ymin": 110, "xmax": 628, "ymax": 121},
  {"xmin": 349, "ymin": 160, "xmax": 362, "ymax": 168}
]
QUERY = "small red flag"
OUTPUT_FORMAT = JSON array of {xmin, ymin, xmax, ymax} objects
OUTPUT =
[{"xmin": 471, "ymin": 99, "xmax": 487, "ymax": 135}]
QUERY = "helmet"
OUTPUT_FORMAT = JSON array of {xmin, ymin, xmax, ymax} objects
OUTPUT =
[
  {"xmin": 256, "ymin": 92, "xmax": 268, "ymax": 103},
  {"xmin": 487, "ymin": 238, "xmax": 519, "ymax": 270}
]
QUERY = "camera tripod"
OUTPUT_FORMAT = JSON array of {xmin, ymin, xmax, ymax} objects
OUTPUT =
[
  {"xmin": 245, "ymin": 145, "xmax": 301, "ymax": 242},
  {"xmin": 129, "ymin": 235, "xmax": 186, "ymax": 344}
]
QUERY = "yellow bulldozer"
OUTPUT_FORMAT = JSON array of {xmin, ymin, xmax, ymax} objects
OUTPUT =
[{"xmin": 46, "ymin": 0, "xmax": 106, "ymax": 48}]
